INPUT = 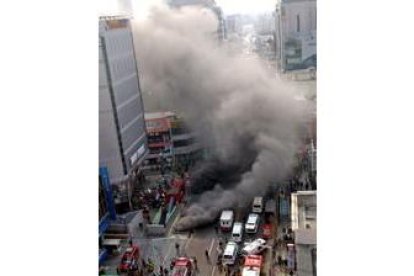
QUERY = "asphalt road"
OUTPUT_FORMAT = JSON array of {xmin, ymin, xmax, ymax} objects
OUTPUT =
[
  {"xmin": 101, "ymin": 199, "xmax": 277, "ymax": 275},
  {"xmin": 175, "ymin": 211, "xmax": 272, "ymax": 276},
  {"xmin": 184, "ymin": 226, "xmax": 219, "ymax": 276}
]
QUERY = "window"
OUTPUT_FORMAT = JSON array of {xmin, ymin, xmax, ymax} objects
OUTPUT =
[
  {"xmin": 296, "ymin": 14, "xmax": 300, "ymax": 33},
  {"xmin": 173, "ymin": 138, "xmax": 194, "ymax": 148},
  {"xmin": 146, "ymin": 121, "xmax": 162, "ymax": 128}
]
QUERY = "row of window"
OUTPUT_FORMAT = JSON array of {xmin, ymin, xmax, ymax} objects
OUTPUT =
[
  {"xmin": 106, "ymin": 30, "xmax": 133, "ymax": 55},
  {"xmin": 173, "ymin": 138, "xmax": 195, "ymax": 148},
  {"xmin": 148, "ymin": 136, "xmax": 169, "ymax": 144},
  {"xmin": 171, "ymin": 127, "xmax": 190, "ymax": 135},
  {"xmin": 110, "ymin": 55, "xmax": 136, "ymax": 82}
]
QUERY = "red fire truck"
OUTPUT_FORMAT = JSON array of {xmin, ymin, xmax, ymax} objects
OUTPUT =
[
  {"xmin": 242, "ymin": 255, "xmax": 262, "ymax": 276},
  {"xmin": 171, "ymin": 257, "xmax": 194, "ymax": 276},
  {"xmin": 117, "ymin": 245, "xmax": 140, "ymax": 273}
]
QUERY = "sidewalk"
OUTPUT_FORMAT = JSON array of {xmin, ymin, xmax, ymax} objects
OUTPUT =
[{"xmin": 270, "ymin": 193, "xmax": 297, "ymax": 276}]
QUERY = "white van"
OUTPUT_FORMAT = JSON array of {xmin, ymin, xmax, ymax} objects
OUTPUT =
[
  {"xmin": 222, "ymin": 241, "xmax": 239, "ymax": 266},
  {"xmin": 252, "ymin": 197, "xmax": 264, "ymax": 213},
  {"xmin": 220, "ymin": 210, "xmax": 234, "ymax": 232},
  {"xmin": 245, "ymin": 213, "xmax": 260, "ymax": 234},
  {"xmin": 231, "ymin": 222, "xmax": 244, "ymax": 243}
]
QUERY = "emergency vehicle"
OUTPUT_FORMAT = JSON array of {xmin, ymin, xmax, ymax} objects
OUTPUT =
[
  {"xmin": 242, "ymin": 255, "xmax": 262, "ymax": 276},
  {"xmin": 171, "ymin": 257, "xmax": 194, "ymax": 276},
  {"xmin": 222, "ymin": 241, "xmax": 239, "ymax": 266},
  {"xmin": 220, "ymin": 210, "xmax": 234, "ymax": 232},
  {"xmin": 117, "ymin": 245, "xmax": 139, "ymax": 273}
]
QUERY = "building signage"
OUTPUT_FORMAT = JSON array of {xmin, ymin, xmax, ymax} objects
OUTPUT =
[
  {"xmin": 130, "ymin": 144, "xmax": 146, "ymax": 166},
  {"xmin": 107, "ymin": 19, "xmax": 128, "ymax": 30}
]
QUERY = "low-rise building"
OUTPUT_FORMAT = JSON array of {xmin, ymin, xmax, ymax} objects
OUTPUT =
[
  {"xmin": 291, "ymin": 190, "xmax": 317, "ymax": 276},
  {"xmin": 143, "ymin": 112, "xmax": 203, "ymax": 175}
]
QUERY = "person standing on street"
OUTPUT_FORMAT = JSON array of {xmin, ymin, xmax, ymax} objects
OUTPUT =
[
  {"xmin": 193, "ymin": 256, "xmax": 198, "ymax": 271},
  {"xmin": 175, "ymin": 242, "xmax": 180, "ymax": 256},
  {"xmin": 214, "ymin": 225, "xmax": 219, "ymax": 235},
  {"xmin": 205, "ymin": 249, "xmax": 210, "ymax": 263},
  {"xmin": 225, "ymin": 265, "xmax": 230, "ymax": 276},
  {"xmin": 218, "ymin": 260, "xmax": 223, "ymax": 272}
]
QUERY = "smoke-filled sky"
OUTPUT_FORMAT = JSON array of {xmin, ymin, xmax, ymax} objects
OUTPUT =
[
  {"xmin": 131, "ymin": 5, "xmax": 311, "ymax": 230},
  {"xmin": 99, "ymin": 0, "xmax": 277, "ymax": 19}
]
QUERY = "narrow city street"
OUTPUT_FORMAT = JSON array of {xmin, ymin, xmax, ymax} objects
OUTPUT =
[{"xmin": 183, "ymin": 226, "xmax": 219, "ymax": 276}]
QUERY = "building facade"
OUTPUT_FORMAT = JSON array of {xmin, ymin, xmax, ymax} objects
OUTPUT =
[
  {"xmin": 275, "ymin": 0, "xmax": 317, "ymax": 71},
  {"xmin": 143, "ymin": 112, "xmax": 203, "ymax": 175},
  {"xmin": 99, "ymin": 16, "xmax": 148, "ymax": 212},
  {"xmin": 291, "ymin": 191, "xmax": 317, "ymax": 276}
]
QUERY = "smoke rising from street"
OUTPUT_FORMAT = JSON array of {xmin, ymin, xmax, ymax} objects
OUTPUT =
[{"xmin": 132, "ymin": 6, "xmax": 310, "ymax": 230}]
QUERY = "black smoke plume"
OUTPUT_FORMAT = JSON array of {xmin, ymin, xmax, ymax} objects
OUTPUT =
[{"xmin": 132, "ymin": 5, "xmax": 310, "ymax": 230}]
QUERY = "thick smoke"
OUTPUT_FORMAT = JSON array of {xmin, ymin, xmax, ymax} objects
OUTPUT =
[{"xmin": 132, "ymin": 6, "xmax": 310, "ymax": 230}]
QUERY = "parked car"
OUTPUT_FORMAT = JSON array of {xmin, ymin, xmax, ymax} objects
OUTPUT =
[
  {"xmin": 241, "ymin": 238, "xmax": 268, "ymax": 256},
  {"xmin": 222, "ymin": 241, "xmax": 239, "ymax": 266},
  {"xmin": 231, "ymin": 222, "xmax": 244, "ymax": 243},
  {"xmin": 245, "ymin": 213, "xmax": 260, "ymax": 234}
]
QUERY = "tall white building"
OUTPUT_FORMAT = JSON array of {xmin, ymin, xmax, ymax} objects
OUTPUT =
[
  {"xmin": 99, "ymin": 16, "xmax": 148, "ymax": 210},
  {"xmin": 275, "ymin": 0, "xmax": 316, "ymax": 71}
]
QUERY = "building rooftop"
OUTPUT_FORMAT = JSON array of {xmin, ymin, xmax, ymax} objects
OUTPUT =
[
  {"xmin": 291, "ymin": 190, "xmax": 316, "ymax": 275},
  {"xmin": 295, "ymin": 228, "xmax": 316, "ymax": 245},
  {"xmin": 291, "ymin": 191, "xmax": 316, "ymax": 230},
  {"xmin": 99, "ymin": 14, "xmax": 132, "ymax": 21}
]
